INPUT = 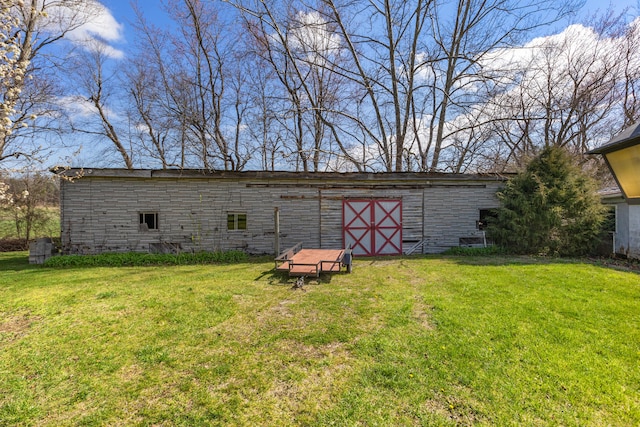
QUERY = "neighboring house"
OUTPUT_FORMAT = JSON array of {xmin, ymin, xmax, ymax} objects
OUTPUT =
[
  {"xmin": 589, "ymin": 122, "xmax": 640, "ymax": 260},
  {"xmin": 53, "ymin": 169, "xmax": 506, "ymax": 256},
  {"xmin": 600, "ymin": 189, "xmax": 640, "ymax": 259}
]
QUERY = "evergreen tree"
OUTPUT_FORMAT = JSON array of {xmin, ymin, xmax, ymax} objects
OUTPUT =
[{"xmin": 488, "ymin": 146, "xmax": 607, "ymax": 256}]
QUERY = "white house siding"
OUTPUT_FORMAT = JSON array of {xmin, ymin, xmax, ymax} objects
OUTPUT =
[
  {"xmin": 628, "ymin": 205, "xmax": 640, "ymax": 259},
  {"xmin": 57, "ymin": 170, "xmax": 504, "ymax": 255},
  {"xmin": 615, "ymin": 202, "xmax": 630, "ymax": 256},
  {"xmin": 601, "ymin": 193, "xmax": 640, "ymax": 260}
]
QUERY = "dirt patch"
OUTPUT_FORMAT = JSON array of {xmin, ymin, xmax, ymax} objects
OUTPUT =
[
  {"xmin": 422, "ymin": 387, "xmax": 482, "ymax": 425},
  {"xmin": 412, "ymin": 296, "xmax": 436, "ymax": 330},
  {"xmin": 589, "ymin": 257, "xmax": 640, "ymax": 273},
  {"xmin": 365, "ymin": 259, "xmax": 398, "ymax": 267},
  {"xmin": 0, "ymin": 312, "xmax": 40, "ymax": 343},
  {"xmin": 255, "ymin": 299, "xmax": 296, "ymax": 321},
  {"xmin": 262, "ymin": 340, "xmax": 353, "ymax": 416},
  {"xmin": 118, "ymin": 363, "xmax": 144, "ymax": 384},
  {"xmin": 274, "ymin": 339, "xmax": 346, "ymax": 360}
]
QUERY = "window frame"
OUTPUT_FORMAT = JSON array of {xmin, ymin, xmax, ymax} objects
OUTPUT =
[
  {"xmin": 227, "ymin": 212, "xmax": 247, "ymax": 231},
  {"xmin": 139, "ymin": 212, "xmax": 159, "ymax": 231}
]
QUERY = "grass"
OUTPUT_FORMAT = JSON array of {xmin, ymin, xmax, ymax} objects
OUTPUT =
[
  {"xmin": 0, "ymin": 207, "xmax": 60, "ymax": 240},
  {"xmin": 1, "ymin": 252, "xmax": 639, "ymax": 426}
]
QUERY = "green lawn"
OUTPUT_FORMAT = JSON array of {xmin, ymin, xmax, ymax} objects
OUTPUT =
[
  {"xmin": 0, "ymin": 207, "xmax": 60, "ymax": 241},
  {"xmin": 1, "ymin": 252, "xmax": 639, "ymax": 426}
]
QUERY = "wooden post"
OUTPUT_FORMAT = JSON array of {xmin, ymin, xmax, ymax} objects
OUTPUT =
[{"xmin": 274, "ymin": 207, "xmax": 280, "ymax": 256}]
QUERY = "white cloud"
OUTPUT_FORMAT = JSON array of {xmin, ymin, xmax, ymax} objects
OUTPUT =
[
  {"xmin": 44, "ymin": 1, "xmax": 126, "ymax": 59},
  {"xmin": 58, "ymin": 95, "xmax": 121, "ymax": 121},
  {"xmin": 75, "ymin": 4, "xmax": 122, "ymax": 39},
  {"xmin": 289, "ymin": 11, "xmax": 342, "ymax": 65},
  {"xmin": 58, "ymin": 95, "xmax": 98, "ymax": 118}
]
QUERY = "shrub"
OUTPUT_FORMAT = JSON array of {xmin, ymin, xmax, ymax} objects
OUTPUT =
[
  {"xmin": 443, "ymin": 245, "xmax": 507, "ymax": 256},
  {"xmin": 43, "ymin": 250, "xmax": 248, "ymax": 268},
  {"xmin": 488, "ymin": 146, "xmax": 607, "ymax": 257}
]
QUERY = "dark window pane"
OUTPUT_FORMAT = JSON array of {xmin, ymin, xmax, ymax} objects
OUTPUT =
[
  {"xmin": 237, "ymin": 214, "xmax": 247, "ymax": 230},
  {"xmin": 146, "ymin": 213, "xmax": 157, "ymax": 229},
  {"xmin": 140, "ymin": 212, "xmax": 158, "ymax": 230}
]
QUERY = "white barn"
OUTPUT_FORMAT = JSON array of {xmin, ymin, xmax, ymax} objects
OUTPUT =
[{"xmin": 54, "ymin": 169, "xmax": 506, "ymax": 256}]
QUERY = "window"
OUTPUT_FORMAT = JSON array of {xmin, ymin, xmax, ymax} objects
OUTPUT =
[
  {"xmin": 227, "ymin": 213, "xmax": 247, "ymax": 231},
  {"xmin": 602, "ymin": 205, "xmax": 616, "ymax": 233},
  {"xmin": 477, "ymin": 209, "xmax": 496, "ymax": 231},
  {"xmin": 139, "ymin": 212, "xmax": 158, "ymax": 231}
]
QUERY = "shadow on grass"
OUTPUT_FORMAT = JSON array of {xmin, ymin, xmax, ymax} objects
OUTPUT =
[
  {"xmin": 442, "ymin": 254, "xmax": 566, "ymax": 267},
  {"xmin": 430, "ymin": 254, "xmax": 640, "ymax": 274},
  {"xmin": 0, "ymin": 251, "xmax": 37, "ymax": 272},
  {"xmin": 354, "ymin": 253, "xmax": 606, "ymax": 269},
  {"xmin": 256, "ymin": 267, "xmax": 345, "ymax": 287}
]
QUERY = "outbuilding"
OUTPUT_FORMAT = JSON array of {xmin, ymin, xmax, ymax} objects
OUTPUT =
[
  {"xmin": 54, "ymin": 169, "xmax": 506, "ymax": 256},
  {"xmin": 589, "ymin": 122, "xmax": 640, "ymax": 260},
  {"xmin": 599, "ymin": 189, "xmax": 639, "ymax": 259}
]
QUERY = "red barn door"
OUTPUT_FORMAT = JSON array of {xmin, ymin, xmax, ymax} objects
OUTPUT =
[{"xmin": 343, "ymin": 199, "xmax": 402, "ymax": 256}]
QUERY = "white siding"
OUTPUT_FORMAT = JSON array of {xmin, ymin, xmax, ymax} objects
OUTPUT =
[{"xmin": 59, "ymin": 172, "xmax": 503, "ymax": 255}]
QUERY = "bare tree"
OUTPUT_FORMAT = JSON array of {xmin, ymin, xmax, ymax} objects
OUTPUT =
[
  {"xmin": 4, "ymin": 0, "xmax": 624, "ymax": 175},
  {"xmin": 127, "ymin": 0, "xmax": 254, "ymax": 171},
  {"xmin": 618, "ymin": 15, "xmax": 640, "ymax": 127},
  {"xmin": 235, "ymin": 0, "xmax": 431, "ymax": 171},
  {"xmin": 233, "ymin": 0, "xmax": 580, "ymax": 172},
  {"xmin": 476, "ymin": 15, "xmax": 627, "ymax": 171},
  {"xmin": 127, "ymin": 4, "xmax": 190, "ymax": 169},
  {"xmin": 171, "ymin": 0, "xmax": 253, "ymax": 170},
  {"xmin": 422, "ymin": 0, "xmax": 582, "ymax": 172},
  {"xmin": 244, "ymin": 62, "xmax": 286, "ymax": 171},
  {"xmin": 68, "ymin": 42, "xmax": 134, "ymax": 169},
  {"xmin": 0, "ymin": 0, "xmax": 102, "ymax": 166},
  {"xmin": 319, "ymin": 0, "xmax": 433, "ymax": 172},
  {"xmin": 125, "ymin": 50, "xmax": 186, "ymax": 169},
  {"xmin": 68, "ymin": 0, "xmax": 257, "ymax": 171},
  {"xmin": 0, "ymin": 170, "xmax": 59, "ymax": 243},
  {"xmin": 241, "ymin": 4, "xmax": 359, "ymax": 171}
]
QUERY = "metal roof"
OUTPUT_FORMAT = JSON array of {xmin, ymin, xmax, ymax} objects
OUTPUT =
[
  {"xmin": 51, "ymin": 167, "xmax": 510, "ymax": 182},
  {"xmin": 588, "ymin": 122, "xmax": 640, "ymax": 154}
]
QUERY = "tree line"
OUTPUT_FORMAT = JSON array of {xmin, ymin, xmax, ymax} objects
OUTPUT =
[{"xmin": 2, "ymin": 0, "xmax": 640, "ymax": 173}]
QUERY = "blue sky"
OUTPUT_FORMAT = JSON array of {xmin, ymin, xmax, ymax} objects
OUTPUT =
[
  {"xmin": 91, "ymin": 0, "xmax": 640, "ymax": 58},
  {"xmin": 45, "ymin": 0, "xmax": 640, "ymax": 168}
]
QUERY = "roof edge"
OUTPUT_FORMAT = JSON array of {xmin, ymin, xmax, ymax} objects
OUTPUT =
[
  {"xmin": 50, "ymin": 167, "xmax": 511, "ymax": 181},
  {"xmin": 588, "ymin": 138, "xmax": 640, "ymax": 155},
  {"xmin": 588, "ymin": 122, "xmax": 640, "ymax": 154}
]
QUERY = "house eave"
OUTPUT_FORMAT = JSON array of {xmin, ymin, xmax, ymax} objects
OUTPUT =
[
  {"xmin": 588, "ymin": 122, "xmax": 640, "ymax": 155},
  {"xmin": 51, "ymin": 167, "xmax": 511, "ymax": 183}
]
